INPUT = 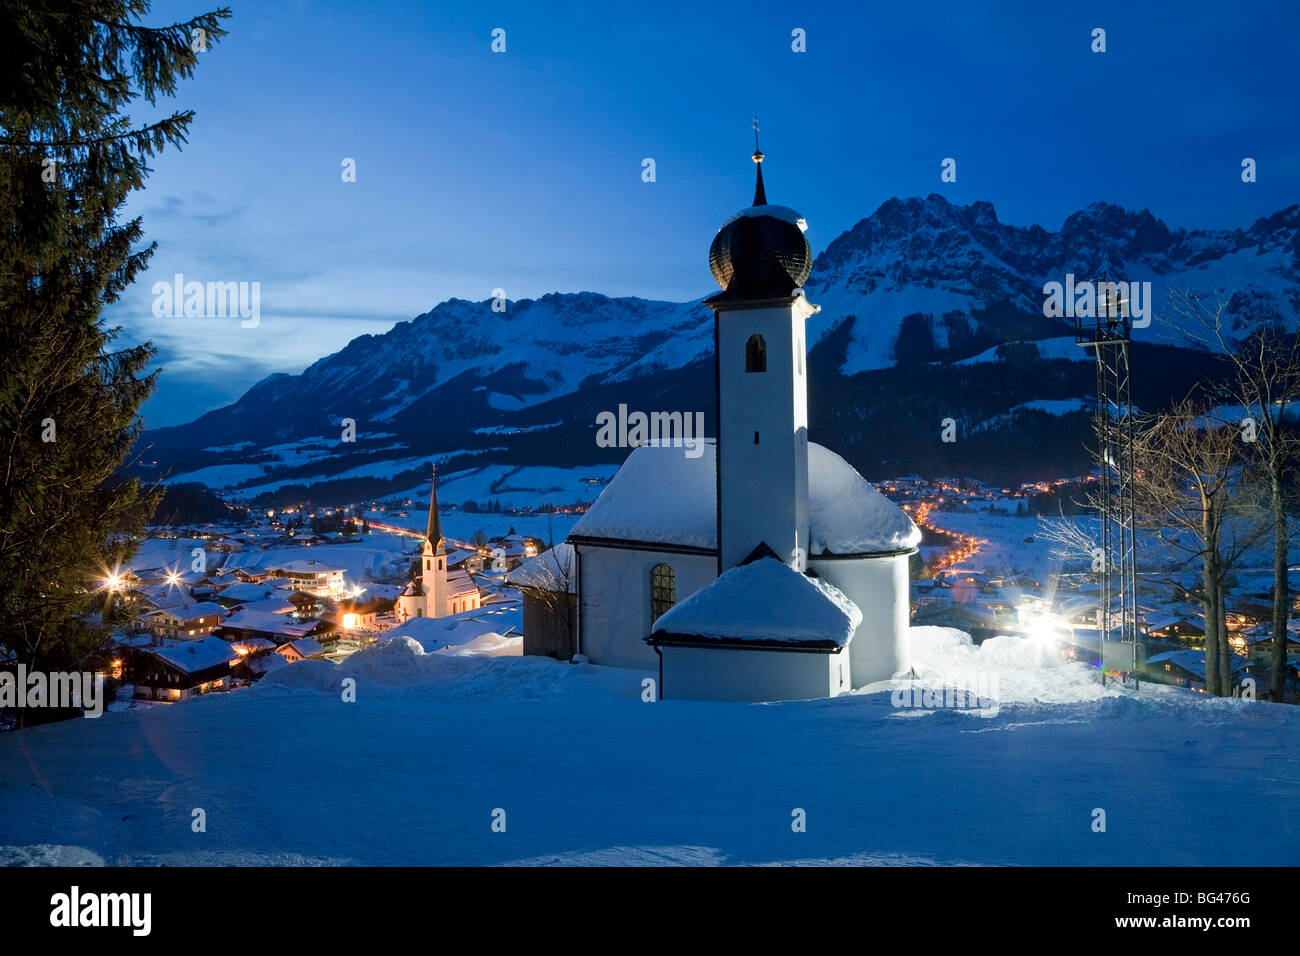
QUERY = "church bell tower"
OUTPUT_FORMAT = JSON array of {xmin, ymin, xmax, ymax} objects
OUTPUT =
[
  {"xmin": 707, "ymin": 126, "xmax": 818, "ymax": 573},
  {"xmin": 421, "ymin": 467, "xmax": 449, "ymax": 616}
]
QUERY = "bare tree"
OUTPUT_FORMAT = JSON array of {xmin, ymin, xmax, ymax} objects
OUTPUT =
[
  {"xmin": 1130, "ymin": 400, "xmax": 1268, "ymax": 695},
  {"xmin": 1168, "ymin": 287, "xmax": 1300, "ymax": 699},
  {"xmin": 510, "ymin": 543, "xmax": 578, "ymax": 659}
]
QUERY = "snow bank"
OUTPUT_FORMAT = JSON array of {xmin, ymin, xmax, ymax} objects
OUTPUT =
[
  {"xmin": 889, "ymin": 626, "xmax": 1120, "ymax": 705},
  {"xmin": 255, "ymin": 636, "xmax": 636, "ymax": 701}
]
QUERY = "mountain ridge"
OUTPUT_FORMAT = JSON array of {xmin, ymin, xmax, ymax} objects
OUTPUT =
[{"xmin": 139, "ymin": 196, "xmax": 1297, "ymax": 490}]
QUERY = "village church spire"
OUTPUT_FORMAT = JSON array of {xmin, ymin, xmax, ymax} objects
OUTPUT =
[{"xmin": 426, "ymin": 466, "xmax": 445, "ymax": 554}]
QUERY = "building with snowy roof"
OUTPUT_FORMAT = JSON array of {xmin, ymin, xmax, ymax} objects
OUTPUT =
[
  {"xmin": 395, "ymin": 470, "xmax": 483, "ymax": 623},
  {"xmin": 559, "ymin": 146, "xmax": 921, "ymax": 701},
  {"xmin": 124, "ymin": 636, "xmax": 240, "ymax": 701}
]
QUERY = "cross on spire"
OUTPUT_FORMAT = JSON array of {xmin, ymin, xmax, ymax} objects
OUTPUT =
[{"xmin": 750, "ymin": 115, "xmax": 767, "ymax": 205}]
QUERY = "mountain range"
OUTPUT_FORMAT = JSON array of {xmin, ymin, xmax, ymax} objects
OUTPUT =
[{"xmin": 139, "ymin": 194, "xmax": 1299, "ymax": 501}]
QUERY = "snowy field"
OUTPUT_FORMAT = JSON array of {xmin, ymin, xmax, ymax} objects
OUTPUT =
[
  {"xmin": 1, "ymin": 628, "xmax": 1296, "ymax": 866},
  {"xmin": 930, "ymin": 509, "xmax": 1299, "ymax": 580},
  {"xmin": 125, "ymin": 534, "xmax": 416, "ymax": 584}
]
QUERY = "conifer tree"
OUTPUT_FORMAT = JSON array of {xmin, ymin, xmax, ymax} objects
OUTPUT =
[{"xmin": 0, "ymin": 2, "xmax": 230, "ymax": 711}]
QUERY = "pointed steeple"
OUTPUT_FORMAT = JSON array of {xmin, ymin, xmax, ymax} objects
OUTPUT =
[
  {"xmin": 425, "ymin": 466, "xmax": 444, "ymax": 552},
  {"xmin": 751, "ymin": 114, "xmax": 767, "ymax": 206}
]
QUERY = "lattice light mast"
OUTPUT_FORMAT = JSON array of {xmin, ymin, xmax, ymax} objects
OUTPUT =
[{"xmin": 1074, "ymin": 281, "xmax": 1141, "ymax": 683}]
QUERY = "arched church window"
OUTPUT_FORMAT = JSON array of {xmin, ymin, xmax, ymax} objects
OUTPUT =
[
  {"xmin": 745, "ymin": 333, "xmax": 766, "ymax": 372},
  {"xmin": 426, "ymin": 559, "xmax": 431, "ymax": 571},
  {"xmin": 651, "ymin": 563, "xmax": 676, "ymax": 622}
]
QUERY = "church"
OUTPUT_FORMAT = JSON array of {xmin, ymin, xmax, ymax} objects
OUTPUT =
[
  {"xmin": 521, "ymin": 143, "xmax": 920, "ymax": 702},
  {"xmin": 395, "ymin": 470, "xmax": 482, "ymax": 622}
]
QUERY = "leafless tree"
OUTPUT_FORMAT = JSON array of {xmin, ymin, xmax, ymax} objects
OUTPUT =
[
  {"xmin": 1167, "ymin": 287, "xmax": 1300, "ymax": 699},
  {"xmin": 512, "ymin": 544, "xmax": 578, "ymax": 659},
  {"xmin": 1130, "ymin": 400, "xmax": 1268, "ymax": 695}
]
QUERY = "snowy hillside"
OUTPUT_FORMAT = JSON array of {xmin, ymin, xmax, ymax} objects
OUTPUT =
[{"xmin": 1, "ymin": 627, "xmax": 1295, "ymax": 866}]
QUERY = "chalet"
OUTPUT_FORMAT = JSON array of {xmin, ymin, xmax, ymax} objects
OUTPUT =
[
  {"xmin": 142, "ymin": 602, "xmax": 226, "ymax": 639},
  {"xmin": 276, "ymin": 638, "xmax": 327, "ymax": 662},
  {"xmin": 1141, "ymin": 613, "xmax": 1204, "ymax": 641},
  {"xmin": 214, "ymin": 581, "xmax": 274, "ymax": 608},
  {"xmin": 327, "ymin": 593, "xmax": 396, "ymax": 630},
  {"xmin": 264, "ymin": 560, "xmax": 345, "ymax": 597},
  {"xmin": 219, "ymin": 607, "xmax": 331, "ymax": 645},
  {"xmin": 1146, "ymin": 650, "xmax": 1256, "ymax": 694},
  {"xmin": 124, "ymin": 636, "xmax": 240, "ymax": 701}
]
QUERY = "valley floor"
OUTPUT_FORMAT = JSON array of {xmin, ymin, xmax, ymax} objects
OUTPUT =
[{"xmin": 1, "ymin": 629, "xmax": 1296, "ymax": 866}]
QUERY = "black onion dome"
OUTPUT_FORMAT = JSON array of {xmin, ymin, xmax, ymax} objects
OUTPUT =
[{"xmin": 708, "ymin": 150, "xmax": 812, "ymax": 299}]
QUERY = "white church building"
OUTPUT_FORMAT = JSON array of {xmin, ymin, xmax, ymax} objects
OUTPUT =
[
  {"xmin": 396, "ymin": 470, "xmax": 482, "ymax": 622},
  {"xmin": 526, "ymin": 144, "xmax": 920, "ymax": 702}
]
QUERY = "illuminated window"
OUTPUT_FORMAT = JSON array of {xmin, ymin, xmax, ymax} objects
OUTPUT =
[
  {"xmin": 745, "ymin": 334, "xmax": 766, "ymax": 372},
  {"xmin": 651, "ymin": 563, "xmax": 676, "ymax": 622}
]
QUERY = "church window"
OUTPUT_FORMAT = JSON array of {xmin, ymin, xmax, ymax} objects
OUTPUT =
[
  {"xmin": 745, "ymin": 333, "xmax": 766, "ymax": 372},
  {"xmin": 426, "ymin": 559, "xmax": 431, "ymax": 571},
  {"xmin": 651, "ymin": 563, "xmax": 676, "ymax": 622},
  {"xmin": 416, "ymin": 608, "xmax": 423, "ymax": 617}
]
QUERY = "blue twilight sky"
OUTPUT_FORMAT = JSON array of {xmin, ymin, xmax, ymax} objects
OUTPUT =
[{"xmin": 109, "ymin": 0, "xmax": 1300, "ymax": 426}]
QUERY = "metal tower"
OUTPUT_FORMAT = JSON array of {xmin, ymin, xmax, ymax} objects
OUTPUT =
[{"xmin": 1074, "ymin": 281, "xmax": 1142, "ymax": 685}]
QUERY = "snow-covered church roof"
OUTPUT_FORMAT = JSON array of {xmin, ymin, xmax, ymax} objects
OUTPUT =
[
  {"xmin": 570, "ymin": 440, "xmax": 920, "ymax": 556},
  {"xmin": 649, "ymin": 557, "xmax": 861, "ymax": 648}
]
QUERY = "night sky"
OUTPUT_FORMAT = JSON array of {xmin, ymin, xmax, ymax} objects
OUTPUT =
[{"xmin": 111, "ymin": 0, "xmax": 1300, "ymax": 425}]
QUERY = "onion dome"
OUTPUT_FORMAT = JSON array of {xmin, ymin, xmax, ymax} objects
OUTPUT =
[{"xmin": 708, "ymin": 146, "xmax": 812, "ymax": 300}]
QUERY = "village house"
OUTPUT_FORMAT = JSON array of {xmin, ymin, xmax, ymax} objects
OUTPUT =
[
  {"xmin": 264, "ymin": 559, "xmax": 346, "ymax": 598},
  {"xmin": 142, "ymin": 601, "xmax": 226, "ymax": 639},
  {"xmin": 275, "ymin": 637, "xmax": 328, "ymax": 662},
  {"xmin": 121, "ymin": 635, "xmax": 241, "ymax": 701}
]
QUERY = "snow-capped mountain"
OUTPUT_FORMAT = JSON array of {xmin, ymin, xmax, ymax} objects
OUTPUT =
[
  {"xmin": 144, "ymin": 197, "xmax": 1299, "ymax": 491},
  {"xmin": 806, "ymin": 195, "xmax": 1299, "ymax": 371}
]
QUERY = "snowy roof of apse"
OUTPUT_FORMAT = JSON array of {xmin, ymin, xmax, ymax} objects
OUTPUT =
[
  {"xmin": 570, "ymin": 440, "xmax": 920, "ymax": 555},
  {"xmin": 507, "ymin": 543, "xmax": 576, "ymax": 593},
  {"xmin": 649, "ymin": 557, "xmax": 861, "ymax": 648}
]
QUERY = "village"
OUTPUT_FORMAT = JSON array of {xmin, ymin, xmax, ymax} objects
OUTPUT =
[{"xmin": 94, "ymin": 463, "xmax": 1300, "ymax": 709}]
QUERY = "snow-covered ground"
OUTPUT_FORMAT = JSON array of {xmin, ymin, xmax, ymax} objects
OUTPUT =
[
  {"xmin": 1, "ymin": 627, "xmax": 1296, "ymax": 866},
  {"xmin": 930, "ymin": 508, "xmax": 1299, "ymax": 581}
]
